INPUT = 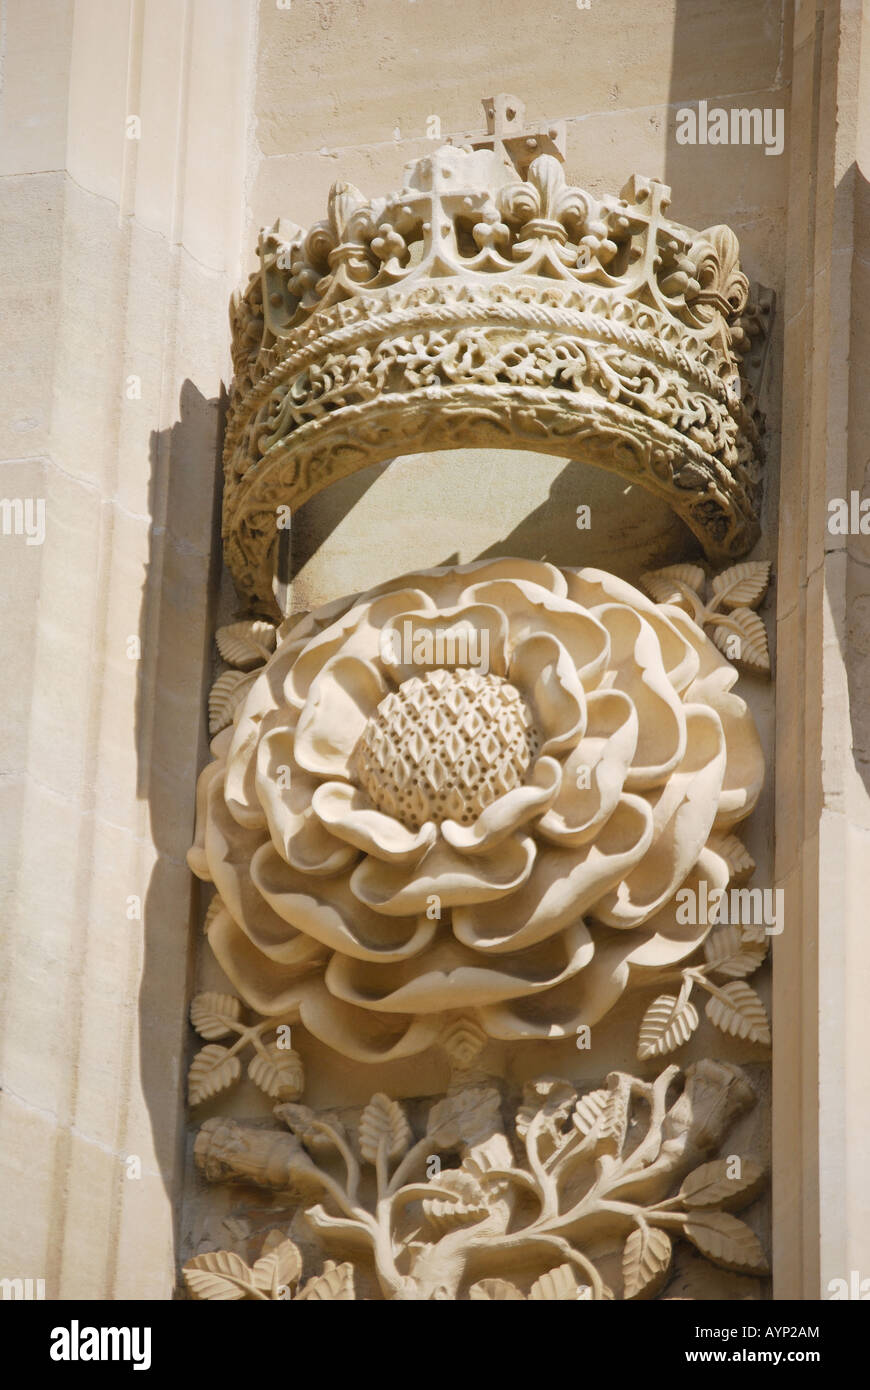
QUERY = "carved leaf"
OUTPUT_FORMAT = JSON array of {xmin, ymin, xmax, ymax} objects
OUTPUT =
[
  {"xmin": 706, "ymin": 831, "xmax": 755, "ymax": 884},
  {"xmin": 183, "ymin": 1249, "xmax": 255, "ymax": 1300},
  {"xmin": 215, "ymin": 620, "xmax": 277, "ymax": 670},
  {"xmin": 528, "ymin": 1264, "xmax": 582, "ymax": 1300},
  {"xmin": 599, "ymin": 1076, "xmax": 632, "ymax": 1155},
  {"xmin": 421, "ymin": 1195, "xmax": 489, "ymax": 1234},
  {"xmin": 572, "ymin": 1087, "xmax": 610, "ymax": 1136},
  {"xmin": 469, "ymin": 1278, "xmax": 525, "ymax": 1300},
  {"xmin": 295, "ymin": 1260, "xmax": 355, "ymax": 1300},
  {"xmin": 358, "ymin": 1093, "xmax": 412, "ymax": 1164},
  {"xmin": 679, "ymin": 1158, "xmax": 766, "ymax": 1211},
  {"xmin": 712, "ymin": 608, "xmax": 770, "ymax": 673},
  {"xmin": 460, "ymin": 1145, "xmax": 512, "ymax": 1201},
  {"xmin": 190, "ymin": 991, "xmax": 242, "ymax": 1041},
  {"xmin": 703, "ymin": 924, "xmax": 767, "ymax": 979},
  {"xmin": 427, "ymin": 1085, "xmax": 502, "ymax": 1147},
  {"xmin": 640, "ymin": 564, "xmax": 706, "ymax": 606},
  {"xmin": 248, "ymin": 1044, "xmax": 304, "ymax": 1101},
  {"xmin": 622, "ymin": 1226, "xmax": 672, "ymax": 1300},
  {"xmin": 740, "ymin": 920, "xmax": 768, "ymax": 945},
  {"xmin": 188, "ymin": 1045, "xmax": 242, "ymax": 1105},
  {"xmin": 705, "ymin": 982, "xmax": 771, "ymax": 1045},
  {"xmin": 711, "ymin": 561, "xmax": 771, "ymax": 611},
  {"xmin": 251, "ymin": 1235, "xmax": 303, "ymax": 1298},
  {"xmin": 209, "ymin": 669, "xmax": 257, "ymax": 734},
  {"xmin": 260, "ymin": 1227, "xmax": 293, "ymax": 1255},
  {"xmin": 682, "ymin": 1210, "xmax": 769, "ymax": 1274},
  {"xmin": 637, "ymin": 992, "xmax": 699, "ymax": 1059}
]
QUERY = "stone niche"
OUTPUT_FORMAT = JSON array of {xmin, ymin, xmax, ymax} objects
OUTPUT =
[{"xmin": 179, "ymin": 96, "xmax": 774, "ymax": 1303}]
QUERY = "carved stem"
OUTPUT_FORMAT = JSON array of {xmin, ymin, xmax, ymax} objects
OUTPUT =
[
  {"xmin": 387, "ymin": 1134, "xmax": 435, "ymax": 1196},
  {"xmin": 310, "ymin": 1119, "xmax": 362, "ymax": 1203},
  {"xmin": 524, "ymin": 1111, "xmax": 560, "ymax": 1217}
]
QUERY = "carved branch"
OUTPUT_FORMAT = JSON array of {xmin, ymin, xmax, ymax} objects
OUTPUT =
[{"xmin": 189, "ymin": 1063, "xmax": 766, "ymax": 1300}]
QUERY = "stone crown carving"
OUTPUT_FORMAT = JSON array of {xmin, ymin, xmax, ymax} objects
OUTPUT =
[{"xmin": 223, "ymin": 97, "xmax": 769, "ymax": 608}]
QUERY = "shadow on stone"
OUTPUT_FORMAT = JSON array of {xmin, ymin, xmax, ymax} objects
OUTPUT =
[{"xmin": 136, "ymin": 380, "xmax": 224, "ymax": 1278}]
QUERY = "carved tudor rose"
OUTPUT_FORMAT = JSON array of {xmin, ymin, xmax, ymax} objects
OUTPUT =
[
  {"xmin": 188, "ymin": 560, "xmax": 765, "ymax": 1063},
  {"xmin": 185, "ymin": 99, "xmax": 772, "ymax": 1302}
]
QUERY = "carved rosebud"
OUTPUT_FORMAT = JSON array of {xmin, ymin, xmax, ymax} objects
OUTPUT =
[
  {"xmin": 194, "ymin": 1118, "xmax": 318, "ymax": 1190},
  {"xmin": 660, "ymin": 1059, "xmax": 755, "ymax": 1165}
]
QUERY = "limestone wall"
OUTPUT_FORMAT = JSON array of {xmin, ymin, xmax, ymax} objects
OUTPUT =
[
  {"xmin": 0, "ymin": 0, "xmax": 252, "ymax": 1299},
  {"xmin": 0, "ymin": 0, "xmax": 868, "ymax": 1303}
]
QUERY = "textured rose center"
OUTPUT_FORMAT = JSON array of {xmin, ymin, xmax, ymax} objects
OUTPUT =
[{"xmin": 354, "ymin": 668, "xmax": 539, "ymax": 829}]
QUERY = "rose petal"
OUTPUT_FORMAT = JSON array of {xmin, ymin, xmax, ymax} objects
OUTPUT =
[
  {"xmin": 467, "ymin": 577, "xmax": 610, "ymax": 687},
  {"xmin": 450, "ymin": 557, "xmax": 569, "ymax": 599},
  {"xmin": 377, "ymin": 604, "xmax": 508, "ymax": 682},
  {"xmin": 206, "ymin": 899, "xmax": 327, "ymax": 1015},
  {"xmin": 565, "ymin": 568, "xmax": 700, "ymax": 692},
  {"xmin": 289, "ymin": 583, "xmax": 439, "ymax": 706},
  {"xmin": 204, "ymin": 773, "xmax": 338, "ymax": 966},
  {"xmin": 210, "ymin": 726, "xmax": 233, "ymax": 759},
  {"xmin": 350, "ymin": 834, "xmax": 536, "ymax": 916},
  {"xmin": 223, "ymin": 653, "xmax": 305, "ymax": 828},
  {"xmin": 441, "ymin": 756, "xmax": 561, "ymax": 853},
  {"xmin": 453, "ymin": 794, "xmax": 654, "ymax": 951},
  {"xmin": 537, "ymin": 689, "xmax": 637, "ymax": 845},
  {"xmin": 293, "ymin": 654, "xmax": 386, "ymax": 780},
  {"xmin": 509, "ymin": 633, "xmax": 586, "ymax": 755},
  {"xmin": 251, "ymin": 841, "xmax": 437, "ymax": 961},
  {"xmin": 325, "ymin": 921, "xmax": 593, "ymax": 1012},
  {"xmin": 624, "ymin": 846, "xmax": 728, "ymax": 966},
  {"xmin": 256, "ymin": 727, "xmax": 358, "ymax": 876},
  {"xmin": 285, "ymin": 587, "xmax": 436, "ymax": 708},
  {"xmin": 208, "ymin": 908, "xmax": 440, "ymax": 1060},
  {"xmin": 300, "ymin": 975, "xmax": 441, "ymax": 1060},
  {"xmin": 187, "ymin": 758, "xmax": 224, "ymax": 881},
  {"xmin": 312, "ymin": 781, "xmax": 437, "ymax": 865},
  {"xmin": 590, "ymin": 704, "xmax": 726, "ymax": 929},
  {"xmin": 588, "ymin": 604, "xmax": 686, "ymax": 788},
  {"xmin": 376, "ymin": 556, "xmax": 569, "ymax": 607},
  {"xmin": 477, "ymin": 936, "xmax": 635, "ymax": 1039},
  {"xmin": 673, "ymin": 609, "xmax": 765, "ymax": 827}
]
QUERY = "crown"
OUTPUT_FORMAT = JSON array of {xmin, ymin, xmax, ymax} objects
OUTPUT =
[{"xmin": 223, "ymin": 95, "xmax": 771, "ymax": 609}]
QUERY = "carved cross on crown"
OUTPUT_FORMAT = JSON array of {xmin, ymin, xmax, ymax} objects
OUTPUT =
[
  {"xmin": 471, "ymin": 93, "xmax": 567, "ymax": 175},
  {"xmin": 385, "ymin": 149, "xmax": 500, "ymax": 276}
]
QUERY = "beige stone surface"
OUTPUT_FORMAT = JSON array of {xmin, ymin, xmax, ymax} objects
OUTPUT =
[
  {"xmin": 290, "ymin": 448, "xmax": 694, "ymax": 612},
  {"xmin": 0, "ymin": 0, "xmax": 253, "ymax": 1300},
  {"xmin": 766, "ymin": 0, "xmax": 870, "ymax": 1302},
  {"xmin": 250, "ymin": 0, "xmax": 787, "ymax": 272},
  {"xmin": 185, "ymin": 20, "xmax": 782, "ymax": 1293},
  {"xmin": 5, "ymin": 0, "xmax": 869, "ymax": 1306}
]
